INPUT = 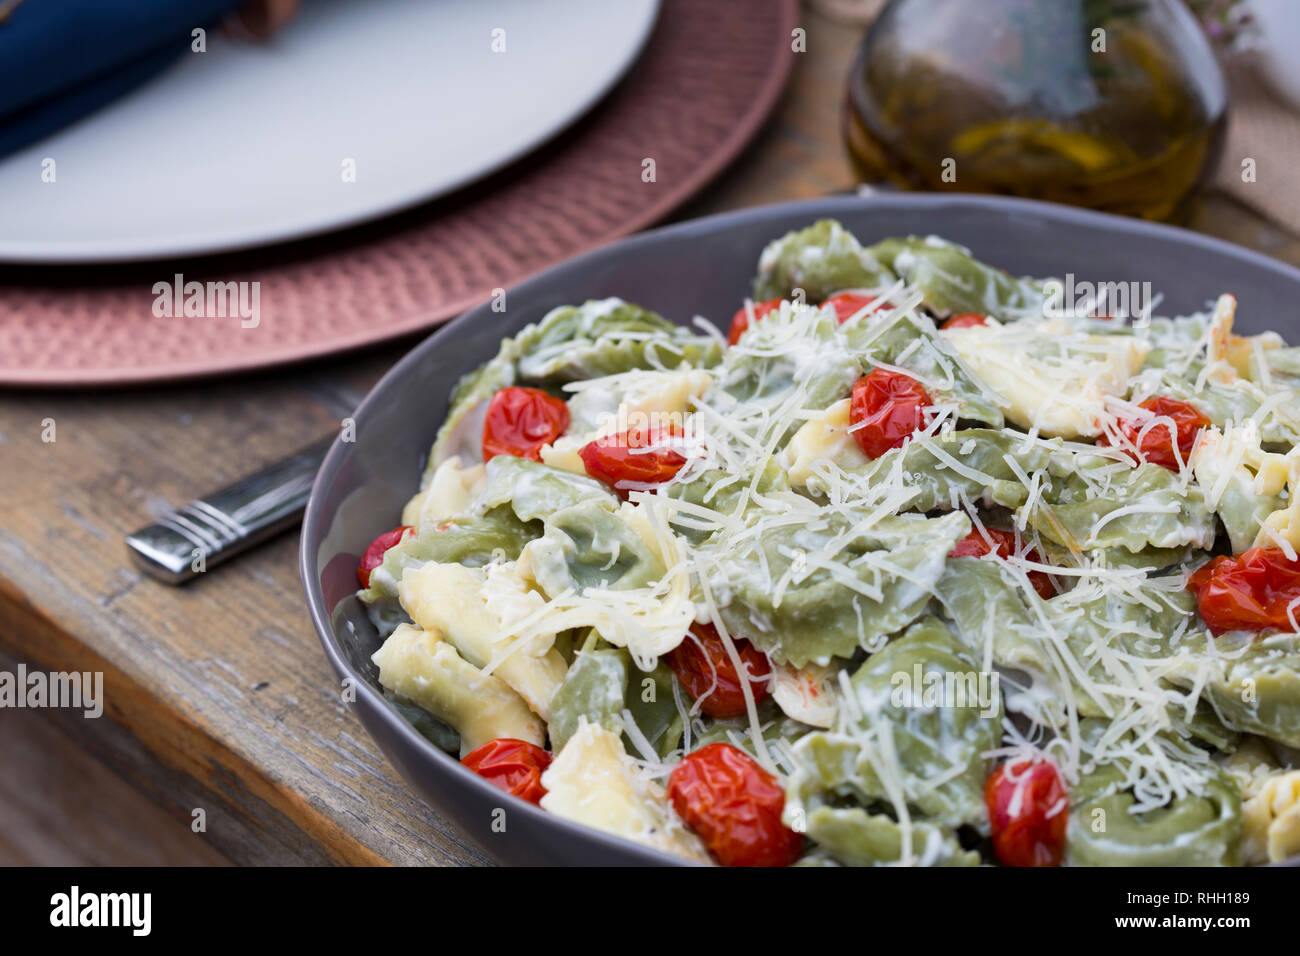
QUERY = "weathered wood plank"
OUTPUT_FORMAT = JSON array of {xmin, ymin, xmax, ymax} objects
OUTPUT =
[
  {"xmin": 0, "ymin": 358, "xmax": 489, "ymax": 866},
  {"xmin": 0, "ymin": 704, "xmax": 231, "ymax": 867}
]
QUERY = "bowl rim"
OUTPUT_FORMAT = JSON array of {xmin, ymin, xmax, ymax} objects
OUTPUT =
[{"xmin": 300, "ymin": 191, "xmax": 1300, "ymax": 866}]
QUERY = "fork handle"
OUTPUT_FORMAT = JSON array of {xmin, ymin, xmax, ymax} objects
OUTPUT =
[{"xmin": 125, "ymin": 438, "xmax": 333, "ymax": 584}]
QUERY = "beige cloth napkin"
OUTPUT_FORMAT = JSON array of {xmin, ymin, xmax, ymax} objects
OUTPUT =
[{"xmin": 1211, "ymin": 56, "xmax": 1300, "ymax": 235}]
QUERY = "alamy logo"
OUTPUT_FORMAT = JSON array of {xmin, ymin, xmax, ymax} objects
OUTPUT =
[
  {"xmin": 50, "ymin": 886, "xmax": 151, "ymax": 936},
  {"xmin": 1042, "ymin": 273, "xmax": 1153, "ymax": 323},
  {"xmin": 0, "ymin": 664, "xmax": 102, "ymax": 718},
  {"xmin": 593, "ymin": 407, "xmax": 697, "ymax": 444},
  {"xmin": 152, "ymin": 273, "xmax": 261, "ymax": 328},
  {"xmin": 890, "ymin": 665, "xmax": 1000, "ymax": 719}
]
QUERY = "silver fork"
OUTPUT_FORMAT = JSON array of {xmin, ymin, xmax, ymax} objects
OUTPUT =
[{"xmin": 125, "ymin": 438, "xmax": 332, "ymax": 584}]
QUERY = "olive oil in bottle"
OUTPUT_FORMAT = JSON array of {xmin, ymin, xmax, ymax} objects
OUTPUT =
[{"xmin": 844, "ymin": 0, "xmax": 1227, "ymax": 221}]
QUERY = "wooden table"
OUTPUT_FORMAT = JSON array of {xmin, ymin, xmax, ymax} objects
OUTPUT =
[{"xmin": 2, "ymin": 7, "xmax": 1298, "ymax": 867}]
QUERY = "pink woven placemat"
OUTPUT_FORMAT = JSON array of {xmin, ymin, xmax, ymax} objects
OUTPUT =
[{"xmin": 0, "ymin": 0, "xmax": 797, "ymax": 386}]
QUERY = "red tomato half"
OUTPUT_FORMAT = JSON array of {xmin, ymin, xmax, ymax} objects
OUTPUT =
[
  {"xmin": 482, "ymin": 386, "xmax": 570, "ymax": 462},
  {"xmin": 941, "ymin": 313, "xmax": 990, "ymax": 330},
  {"xmin": 985, "ymin": 760, "xmax": 1068, "ymax": 867},
  {"xmin": 949, "ymin": 528, "xmax": 1055, "ymax": 599},
  {"xmin": 668, "ymin": 743, "xmax": 804, "ymax": 867},
  {"xmin": 727, "ymin": 298, "xmax": 784, "ymax": 345},
  {"xmin": 1101, "ymin": 396, "xmax": 1209, "ymax": 471},
  {"xmin": 1187, "ymin": 547, "xmax": 1300, "ymax": 635},
  {"xmin": 579, "ymin": 424, "xmax": 687, "ymax": 496},
  {"xmin": 461, "ymin": 738, "xmax": 553, "ymax": 805},
  {"xmin": 849, "ymin": 368, "xmax": 932, "ymax": 459},
  {"xmin": 821, "ymin": 292, "xmax": 882, "ymax": 323},
  {"xmin": 664, "ymin": 622, "xmax": 771, "ymax": 718},
  {"xmin": 357, "ymin": 525, "xmax": 415, "ymax": 588}
]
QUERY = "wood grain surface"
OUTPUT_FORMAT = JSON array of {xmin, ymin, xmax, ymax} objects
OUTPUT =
[
  {"xmin": 0, "ymin": 701, "xmax": 231, "ymax": 866},
  {"xmin": 1, "ymin": 5, "xmax": 1297, "ymax": 867}
]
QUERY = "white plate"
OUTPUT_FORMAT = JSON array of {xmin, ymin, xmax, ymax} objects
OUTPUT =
[{"xmin": 0, "ymin": 0, "xmax": 660, "ymax": 263}]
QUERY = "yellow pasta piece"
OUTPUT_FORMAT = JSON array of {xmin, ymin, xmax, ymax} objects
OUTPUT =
[
  {"xmin": 777, "ymin": 398, "xmax": 868, "ymax": 492},
  {"xmin": 539, "ymin": 435, "xmax": 588, "ymax": 475},
  {"xmin": 371, "ymin": 623, "xmax": 544, "ymax": 756},
  {"xmin": 1252, "ymin": 448, "xmax": 1300, "ymax": 552},
  {"xmin": 943, "ymin": 319, "xmax": 1148, "ymax": 439},
  {"xmin": 401, "ymin": 456, "xmax": 487, "ymax": 528},
  {"xmin": 540, "ymin": 368, "xmax": 713, "ymax": 475},
  {"xmin": 399, "ymin": 561, "xmax": 567, "ymax": 720},
  {"xmin": 771, "ymin": 660, "xmax": 837, "ymax": 728},
  {"xmin": 540, "ymin": 720, "xmax": 712, "ymax": 863},
  {"xmin": 1243, "ymin": 770, "xmax": 1300, "ymax": 865}
]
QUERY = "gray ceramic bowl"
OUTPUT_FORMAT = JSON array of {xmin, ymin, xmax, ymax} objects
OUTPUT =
[{"xmin": 301, "ymin": 193, "xmax": 1300, "ymax": 866}]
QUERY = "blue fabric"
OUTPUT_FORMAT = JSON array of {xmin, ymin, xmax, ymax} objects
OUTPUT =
[{"xmin": 0, "ymin": 0, "xmax": 243, "ymax": 157}]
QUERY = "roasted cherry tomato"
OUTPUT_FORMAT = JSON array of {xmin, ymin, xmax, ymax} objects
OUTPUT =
[
  {"xmin": 849, "ymin": 368, "xmax": 932, "ymax": 459},
  {"xmin": 461, "ymin": 738, "xmax": 553, "ymax": 805},
  {"xmin": 1101, "ymin": 396, "xmax": 1209, "ymax": 471},
  {"xmin": 727, "ymin": 298, "xmax": 784, "ymax": 345},
  {"xmin": 941, "ymin": 312, "xmax": 990, "ymax": 330},
  {"xmin": 668, "ymin": 743, "xmax": 804, "ymax": 867},
  {"xmin": 579, "ymin": 423, "xmax": 687, "ymax": 495},
  {"xmin": 821, "ymin": 291, "xmax": 881, "ymax": 323},
  {"xmin": 984, "ymin": 759, "xmax": 1068, "ymax": 867},
  {"xmin": 665, "ymin": 622, "xmax": 772, "ymax": 718},
  {"xmin": 950, "ymin": 528, "xmax": 1055, "ymax": 600},
  {"xmin": 1187, "ymin": 547, "xmax": 1300, "ymax": 636},
  {"xmin": 357, "ymin": 525, "xmax": 415, "ymax": 588},
  {"xmin": 482, "ymin": 386, "xmax": 570, "ymax": 462}
]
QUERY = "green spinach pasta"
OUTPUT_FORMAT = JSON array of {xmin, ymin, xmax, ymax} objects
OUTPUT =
[{"xmin": 357, "ymin": 220, "xmax": 1300, "ymax": 867}]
